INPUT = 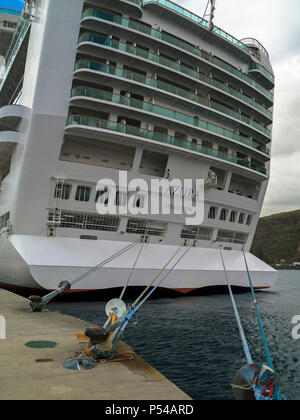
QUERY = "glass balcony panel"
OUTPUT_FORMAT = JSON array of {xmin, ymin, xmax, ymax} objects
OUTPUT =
[
  {"xmin": 66, "ymin": 115, "xmax": 267, "ymax": 176},
  {"xmin": 74, "ymin": 60, "xmax": 271, "ymax": 151},
  {"xmin": 81, "ymin": 9, "xmax": 273, "ymax": 102}
]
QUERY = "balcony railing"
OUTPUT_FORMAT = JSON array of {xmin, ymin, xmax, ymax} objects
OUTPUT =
[
  {"xmin": 210, "ymin": 79, "xmax": 272, "ymax": 120},
  {"xmin": 126, "ymin": 0, "xmax": 143, "ymax": 6},
  {"xmin": 82, "ymin": 8, "xmax": 273, "ymax": 102},
  {"xmin": 77, "ymin": 33, "xmax": 273, "ymax": 121},
  {"xmin": 249, "ymin": 62, "xmax": 275, "ymax": 85},
  {"xmin": 143, "ymin": 0, "xmax": 251, "ymax": 55},
  {"xmin": 66, "ymin": 115, "xmax": 268, "ymax": 176},
  {"xmin": 0, "ymin": 18, "xmax": 30, "ymax": 91},
  {"xmin": 0, "ymin": 8, "xmax": 22, "ymax": 16},
  {"xmin": 0, "ymin": 21, "xmax": 18, "ymax": 29},
  {"xmin": 74, "ymin": 60, "xmax": 271, "ymax": 141},
  {"xmin": 70, "ymin": 86, "xmax": 270, "ymax": 156}
]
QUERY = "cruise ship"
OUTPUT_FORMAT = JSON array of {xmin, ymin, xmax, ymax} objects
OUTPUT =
[{"xmin": 0, "ymin": 0, "xmax": 277, "ymax": 295}]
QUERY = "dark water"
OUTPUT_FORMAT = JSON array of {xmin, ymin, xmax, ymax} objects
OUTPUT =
[{"xmin": 50, "ymin": 271, "xmax": 300, "ymax": 400}]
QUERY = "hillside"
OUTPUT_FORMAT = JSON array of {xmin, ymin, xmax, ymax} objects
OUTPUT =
[{"xmin": 251, "ymin": 209, "xmax": 300, "ymax": 266}]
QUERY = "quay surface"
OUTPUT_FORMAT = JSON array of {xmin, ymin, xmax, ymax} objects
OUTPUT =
[{"xmin": 0, "ymin": 288, "xmax": 191, "ymax": 400}]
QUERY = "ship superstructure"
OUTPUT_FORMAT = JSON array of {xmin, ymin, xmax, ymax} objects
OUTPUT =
[{"xmin": 0, "ymin": 0, "xmax": 276, "ymax": 294}]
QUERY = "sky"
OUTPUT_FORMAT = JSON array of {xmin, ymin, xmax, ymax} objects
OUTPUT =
[
  {"xmin": 180, "ymin": 0, "xmax": 300, "ymax": 217},
  {"xmin": 1, "ymin": 0, "xmax": 300, "ymax": 216}
]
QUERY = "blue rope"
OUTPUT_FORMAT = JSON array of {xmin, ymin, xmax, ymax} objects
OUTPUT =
[
  {"xmin": 120, "ymin": 245, "xmax": 193, "ymax": 332},
  {"xmin": 242, "ymin": 251, "xmax": 285, "ymax": 400}
]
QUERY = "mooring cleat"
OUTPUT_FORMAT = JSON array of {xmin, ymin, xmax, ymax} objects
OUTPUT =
[
  {"xmin": 85, "ymin": 327, "xmax": 109, "ymax": 345},
  {"xmin": 28, "ymin": 295, "xmax": 44, "ymax": 312}
]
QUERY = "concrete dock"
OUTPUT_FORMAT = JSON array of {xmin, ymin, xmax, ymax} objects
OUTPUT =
[{"xmin": 0, "ymin": 288, "xmax": 191, "ymax": 400}]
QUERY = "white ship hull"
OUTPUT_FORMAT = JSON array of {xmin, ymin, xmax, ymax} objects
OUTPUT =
[
  {"xmin": 0, "ymin": 235, "xmax": 277, "ymax": 294},
  {"xmin": 0, "ymin": 1, "xmax": 276, "ymax": 297}
]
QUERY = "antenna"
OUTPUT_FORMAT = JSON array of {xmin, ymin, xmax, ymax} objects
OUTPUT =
[
  {"xmin": 203, "ymin": 0, "xmax": 217, "ymax": 31},
  {"xmin": 209, "ymin": 0, "xmax": 216, "ymax": 31}
]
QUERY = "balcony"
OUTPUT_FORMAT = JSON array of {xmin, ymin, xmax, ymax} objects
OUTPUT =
[
  {"xmin": 90, "ymin": 0, "xmax": 142, "ymax": 18},
  {"xmin": 74, "ymin": 60, "xmax": 271, "ymax": 142},
  {"xmin": 0, "ymin": 9, "xmax": 20, "ymax": 57},
  {"xmin": 0, "ymin": 17, "xmax": 31, "ymax": 107},
  {"xmin": 77, "ymin": 33, "xmax": 273, "ymax": 123},
  {"xmin": 0, "ymin": 8, "xmax": 21, "ymax": 16},
  {"xmin": 0, "ymin": 104, "xmax": 28, "ymax": 131},
  {"xmin": 70, "ymin": 86, "xmax": 270, "ymax": 157},
  {"xmin": 248, "ymin": 62, "xmax": 275, "ymax": 90},
  {"xmin": 81, "ymin": 8, "xmax": 273, "ymax": 105},
  {"xmin": 126, "ymin": 0, "xmax": 143, "ymax": 6},
  {"xmin": 0, "ymin": 130, "xmax": 20, "ymax": 175},
  {"xmin": 65, "ymin": 115, "xmax": 268, "ymax": 178}
]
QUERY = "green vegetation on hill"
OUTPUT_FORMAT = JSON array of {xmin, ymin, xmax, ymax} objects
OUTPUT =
[{"xmin": 251, "ymin": 209, "xmax": 300, "ymax": 266}]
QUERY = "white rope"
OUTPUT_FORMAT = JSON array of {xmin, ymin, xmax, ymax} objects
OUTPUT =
[
  {"xmin": 119, "ymin": 242, "xmax": 145, "ymax": 300},
  {"xmin": 219, "ymin": 247, "xmax": 253, "ymax": 365}
]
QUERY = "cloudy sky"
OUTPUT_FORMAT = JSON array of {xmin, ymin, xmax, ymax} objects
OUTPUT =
[
  {"xmin": 180, "ymin": 0, "xmax": 300, "ymax": 216},
  {"xmin": 1, "ymin": 0, "xmax": 299, "ymax": 216}
]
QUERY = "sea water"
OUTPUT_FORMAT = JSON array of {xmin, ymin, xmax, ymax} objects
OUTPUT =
[{"xmin": 50, "ymin": 271, "xmax": 300, "ymax": 400}]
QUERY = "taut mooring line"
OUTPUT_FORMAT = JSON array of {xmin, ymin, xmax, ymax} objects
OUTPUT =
[
  {"xmin": 219, "ymin": 247, "xmax": 253, "ymax": 365},
  {"xmin": 29, "ymin": 239, "xmax": 141, "ymax": 311}
]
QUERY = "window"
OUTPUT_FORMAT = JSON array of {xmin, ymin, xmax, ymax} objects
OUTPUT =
[
  {"xmin": 181, "ymin": 226, "xmax": 213, "ymax": 241},
  {"xmin": 246, "ymin": 215, "xmax": 252, "ymax": 226},
  {"xmin": 126, "ymin": 219, "xmax": 167, "ymax": 236},
  {"xmin": 216, "ymin": 230, "xmax": 248, "ymax": 245},
  {"xmin": 96, "ymin": 189, "xmax": 127, "ymax": 207},
  {"xmin": 219, "ymin": 209, "xmax": 228, "ymax": 221},
  {"xmin": 234, "ymin": 233, "xmax": 248, "ymax": 244},
  {"xmin": 0, "ymin": 212, "xmax": 9, "ymax": 229},
  {"xmin": 54, "ymin": 183, "xmax": 71, "ymax": 200},
  {"xmin": 75, "ymin": 186, "xmax": 91, "ymax": 202},
  {"xmin": 49, "ymin": 210, "xmax": 120, "ymax": 232},
  {"xmin": 208, "ymin": 206, "xmax": 217, "ymax": 219},
  {"xmin": 216, "ymin": 230, "xmax": 234, "ymax": 243},
  {"xmin": 95, "ymin": 189, "xmax": 109, "ymax": 205},
  {"xmin": 238, "ymin": 213, "xmax": 246, "ymax": 224},
  {"xmin": 229, "ymin": 211, "xmax": 237, "ymax": 223}
]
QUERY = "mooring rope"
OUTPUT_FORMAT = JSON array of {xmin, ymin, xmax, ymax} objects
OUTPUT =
[
  {"xmin": 219, "ymin": 247, "xmax": 253, "ymax": 365},
  {"xmin": 69, "ymin": 239, "xmax": 141, "ymax": 287},
  {"xmin": 102, "ymin": 244, "xmax": 186, "ymax": 333},
  {"xmin": 29, "ymin": 239, "xmax": 142, "ymax": 311},
  {"xmin": 242, "ymin": 251, "xmax": 285, "ymax": 400},
  {"xmin": 120, "ymin": 244, "xmax": 193, "ymax": 333},
  {"xmin": 132, "ymin": 245, "xmax": 184, "ymax": 309},
  {"xmin": 119, "ymin": 241, "xmax": 145, "ymax": 300}
]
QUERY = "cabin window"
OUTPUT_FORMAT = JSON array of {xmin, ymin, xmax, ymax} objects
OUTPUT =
[
  {"xmin": 229, "ymin": 211, "xmax": 237, "ymax": 223},
  {"xmin": 75, "ymin": 186, "xmax": 91, "ymax": 202},
  {"xmin": 208, "ymin": 206, "xmax": 217, "ymax": 219},
  {"xmin": 95, "ymin": 189, "xmax": 109, "ymax": 205},
  {"xmin": 54, "ymin": 184, "xmax": 71, "ymax": 200},
  {"xmin": 238, "ymin": 213, "xmax": 246, "ymax": 224},
  {"xmin": 220, "ymin": 209, "xmax": 228, "ymax": 221}
]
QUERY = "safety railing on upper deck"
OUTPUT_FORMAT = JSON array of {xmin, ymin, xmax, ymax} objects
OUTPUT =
[
  {"xmin": 0, "ymin": 17, "xmax": 30, "ymax": 91},
  {"xmin": 66, "ymin": 115, "xmax": 268, "ymax": 176},
  {"xmin": 82, "ymin": 8, "xmax": 274, "ymax": 103},
  {"xmin": 74, "ymin": 60, "xmax": 271, "ymax": 140},
  {"xmin": 0, "ymin": 8, "xmax": 22, "ymax": 16},
  {"xmin": 70, "ymin": 86, "xmax": 270, "ymax": 156}
]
